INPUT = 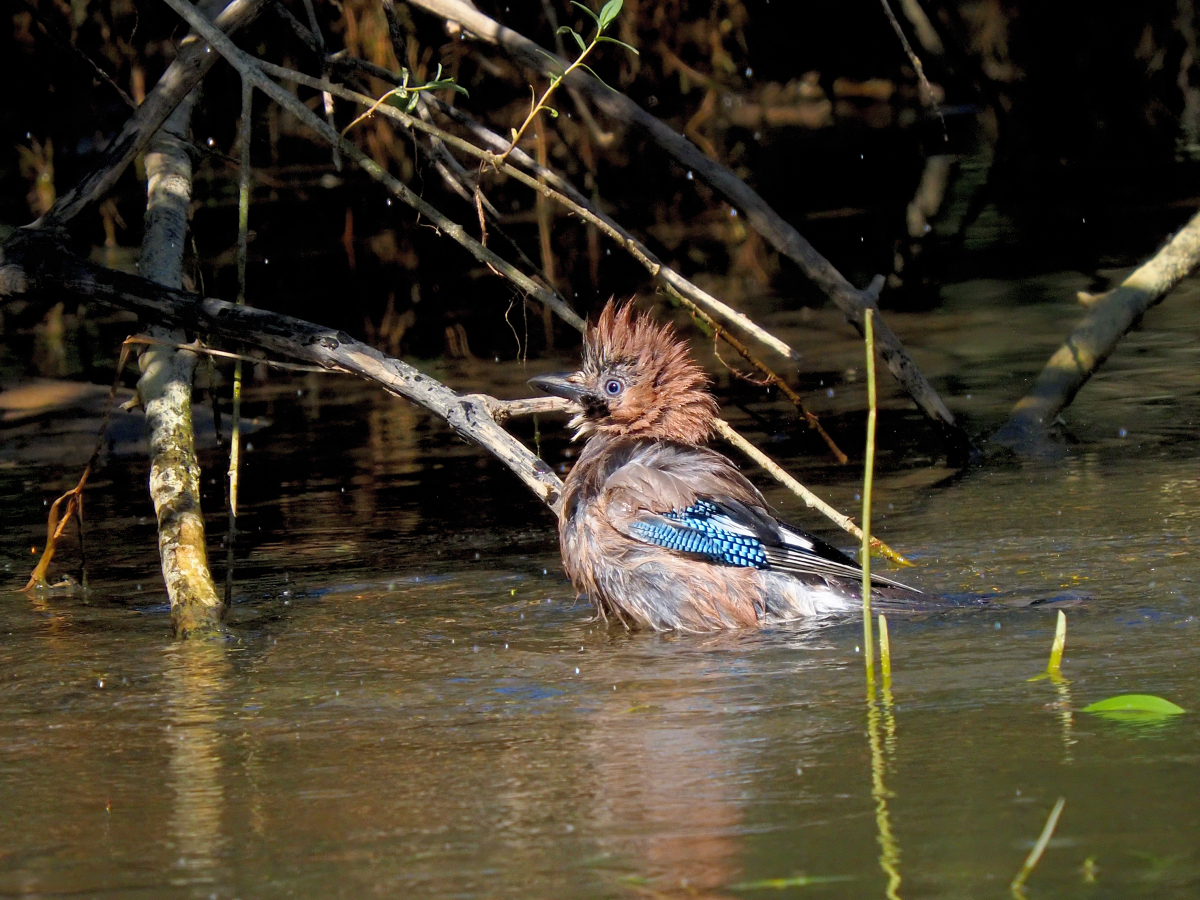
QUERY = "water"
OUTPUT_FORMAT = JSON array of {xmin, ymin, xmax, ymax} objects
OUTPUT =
[{"xmin": 2, "ymin": 271, "xmax": 1199, "ymax": 898}]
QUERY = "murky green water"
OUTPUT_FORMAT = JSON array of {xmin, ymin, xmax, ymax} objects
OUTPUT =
[{"xmin": 2, "ymin": 271, "xmax": 1199, "ymax": 898}]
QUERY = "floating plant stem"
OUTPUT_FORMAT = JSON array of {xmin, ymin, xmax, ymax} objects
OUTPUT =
[
  {"xmin": 862, "ymin": 308, "xmax": 878, "ymax": 681},
  {"xmin": 1010, "ymin": 797, "xmax": 1066, "ymax": 897}
]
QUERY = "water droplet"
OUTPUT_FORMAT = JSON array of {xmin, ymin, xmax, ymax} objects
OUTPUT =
[
  {"xmin": 994, "ymin": 622, "xmax": 1001, "ymax": 629},
  {"xmin": 574, "ymin": 667, "xmax": 580, "ymax": 674},
  {"xmin": 730, "ymin": 208, "xmax": 738, "ymax": 217},
  {"xmin": 686, "ymin": 171, "xmax": 693, "ymax": 180},
  {"xmin": 744, "ymin": 68, "xmax": 753, "ymax": 77}
]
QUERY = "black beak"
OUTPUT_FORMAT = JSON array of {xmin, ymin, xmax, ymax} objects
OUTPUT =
[{"xmin": 528, "ymin": 372, "xmax": 589, "ymax": 403}]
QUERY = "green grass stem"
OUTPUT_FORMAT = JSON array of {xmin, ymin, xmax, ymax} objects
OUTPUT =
[{"xmin": 861, "ymin": 308, "xmax": 877, "ymax": 682}]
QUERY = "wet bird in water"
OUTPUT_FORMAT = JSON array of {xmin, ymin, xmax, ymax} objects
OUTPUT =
[{"xmin": 530, "ymin": 301, "xmax": 924, "ymax": 631}]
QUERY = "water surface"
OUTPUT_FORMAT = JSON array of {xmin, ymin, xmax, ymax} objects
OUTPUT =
[{"xmin": 1, "ymin": 271, "xmax": 1199, "ymax": 899}]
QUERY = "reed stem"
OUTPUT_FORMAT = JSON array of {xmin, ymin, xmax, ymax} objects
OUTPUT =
[
  {"xmin": 862, "ymin": 308, "xmax": 878, "ymax": 681},
  {"xmin": 226, "ymin": 79, "xmax": 252, "ymax": 606}
]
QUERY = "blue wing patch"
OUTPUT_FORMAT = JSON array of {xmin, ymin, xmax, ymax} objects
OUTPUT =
[{"xmin": 628, "ymin": 499, "xmax": 769, "ymax": 569}]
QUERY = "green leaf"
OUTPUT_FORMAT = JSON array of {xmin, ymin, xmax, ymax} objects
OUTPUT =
[
  {"xmin": 570, "ymin": 1, "xmax": 600, "ymax": 26},
  {"xmin": 595, "ymin": 34, "xmax": 639, "ymax": 55},
  {"xmin": 577, "ymin": 62, "xmax": 612, "ymax": 90},
  {"xmin": 1082, "ymin": 694, "xmax": 1186, "ymax": 716},
  {"xmin": 534, "ymin": 47, "xmax": 565, "ymax": 75},
  {"xmin": 545, "ymin": 106, "xmax": 559, "ymax": 117},
  {"xmin": 598, "ymin": 0, "xmax": 623, "ymax": 30},
  {"xmin": 558, "ymin": 26, "xmax": 587, "ymax": 51},
  {"xmin": 729, "ymin": 875, "xmax": 856, "ymax": 891}
]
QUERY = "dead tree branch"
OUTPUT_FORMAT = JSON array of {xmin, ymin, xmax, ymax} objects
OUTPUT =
[{"xmin": 994, "ymin": 209, "xmax": 1200, "ymax": 448}]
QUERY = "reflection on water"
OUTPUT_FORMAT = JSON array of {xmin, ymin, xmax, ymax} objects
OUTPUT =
[
  {"xmin": 1, "ymin": 271, "xmax": 1200, "ymax": 898},
  {"xmin": 164, "ymin": 644, "xmax": 229, "ymax": 890}
]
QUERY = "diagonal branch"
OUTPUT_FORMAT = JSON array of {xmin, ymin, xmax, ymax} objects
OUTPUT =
[{"xmin": 994, "ymin": 209, "xmax": 1200, "ymax": 449}]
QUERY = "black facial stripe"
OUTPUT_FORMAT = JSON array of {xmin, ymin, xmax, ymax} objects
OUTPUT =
[{"xmin": 581, "ymin": 393, "xmax": 610, "ymax": 418}]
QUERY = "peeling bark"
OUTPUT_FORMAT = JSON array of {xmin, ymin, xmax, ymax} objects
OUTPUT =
[{"xmin": 136, "ymin": 88, "xmax": 223, "ymax": 637}]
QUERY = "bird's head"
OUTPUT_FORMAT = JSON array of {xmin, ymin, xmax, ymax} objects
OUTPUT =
[{"xmin": 530, "ymin": 300, "xmax": 718, "ymax": 444}]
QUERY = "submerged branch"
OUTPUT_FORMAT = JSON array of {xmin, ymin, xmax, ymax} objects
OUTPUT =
[{"xmin": 995, "ymin": 208, "xmax": 1200, "ymax": 449}]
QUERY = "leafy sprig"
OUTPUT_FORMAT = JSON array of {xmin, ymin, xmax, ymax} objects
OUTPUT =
[{"xmin": 498, "ymin": 0, "xmax": 638, "ymax": 165}]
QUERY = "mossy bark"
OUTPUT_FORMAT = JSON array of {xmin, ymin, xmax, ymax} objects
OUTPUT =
[{"xmin": 137, "ymin": 95, "xmax": 223, "ymax": 638}]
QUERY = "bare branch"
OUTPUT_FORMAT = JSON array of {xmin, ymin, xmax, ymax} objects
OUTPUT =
[{"xmin": 995, "ymin": 209, "xmax": 1200, "ymax": 449}]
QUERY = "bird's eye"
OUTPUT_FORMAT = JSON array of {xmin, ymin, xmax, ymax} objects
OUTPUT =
[{"xmin": 604, "ymin": 379, "xmax": 623, "ymax": 396}]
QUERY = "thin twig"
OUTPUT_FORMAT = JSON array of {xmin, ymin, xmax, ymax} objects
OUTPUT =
[
  {"xmin": 123, "ymin": 335, "xmax": 333, "ymax": 372},
  {"xmin": 672, "ymin": 287, "xmax": 847, "ymax": 463},
  {"xmin": 14, "ymin": 0, "xmax": 137, "ymax": 108},
  {"xmin": 300, "ymin": 0, "xmax": 340, "ymax": 170},
  {"xmin": 22, "ymin": 341, "xmax": 134, "ymax": 591},
  {"xmin": 713, "ymin": 418, "xmax": 909, "ymax": 565},
  {"xmin": 878, "ymin": 0, "xmax": 947, "ymax": 138},
  {"xmin": 879, "ymin": 613, "xmax": 892, "ymax": 691}
]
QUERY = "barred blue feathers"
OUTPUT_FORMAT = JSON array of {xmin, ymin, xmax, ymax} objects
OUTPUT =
[{"xmin": 628, "ymin": 499, "xmax": 769, "ymax": 569}]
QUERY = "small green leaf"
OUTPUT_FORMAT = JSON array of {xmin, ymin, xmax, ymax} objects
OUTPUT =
[
  {"xmin": 560, "ymin": 26, "xmax": 586, "ymax": 51},
  {"xmin": 598, "ymin": 0, "xmax": 623, "ymax": 30},
  {"xmin": 510, "ymin": 127, "xmax": 519, "ymax": 141},
  {"xmin": 1082, "ymin": 694, "xmax": 1186, "ymax": 716},
  {"xmin": 570, "ymin": 1, "xmax": 600, "ymax": 26},
  {"xmin": 577, "ymin": 62, "xmax": 612, "ymax": 90},
  {"xmin": 406, "ymin": 94, "xmax": 419, "ymax": 112},
  {"xmin": 729, "ymin": 875, "xmax": 856, "ymax": 891},
  {"xmin": 596, "ymin": 34, "xmax": 639, "ymax": 55},
  {"xmin": 534, "ymin": 47, "xmax": 565, "ymax": 74},
  {"xmin": 545, "ymin": 106, "xmax": 559, "ymax": 117}
]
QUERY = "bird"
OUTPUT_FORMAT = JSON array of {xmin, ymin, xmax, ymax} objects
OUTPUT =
[{"xmin": 529, "ymin": 300, "xmax": 926, "ymax": 632}]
